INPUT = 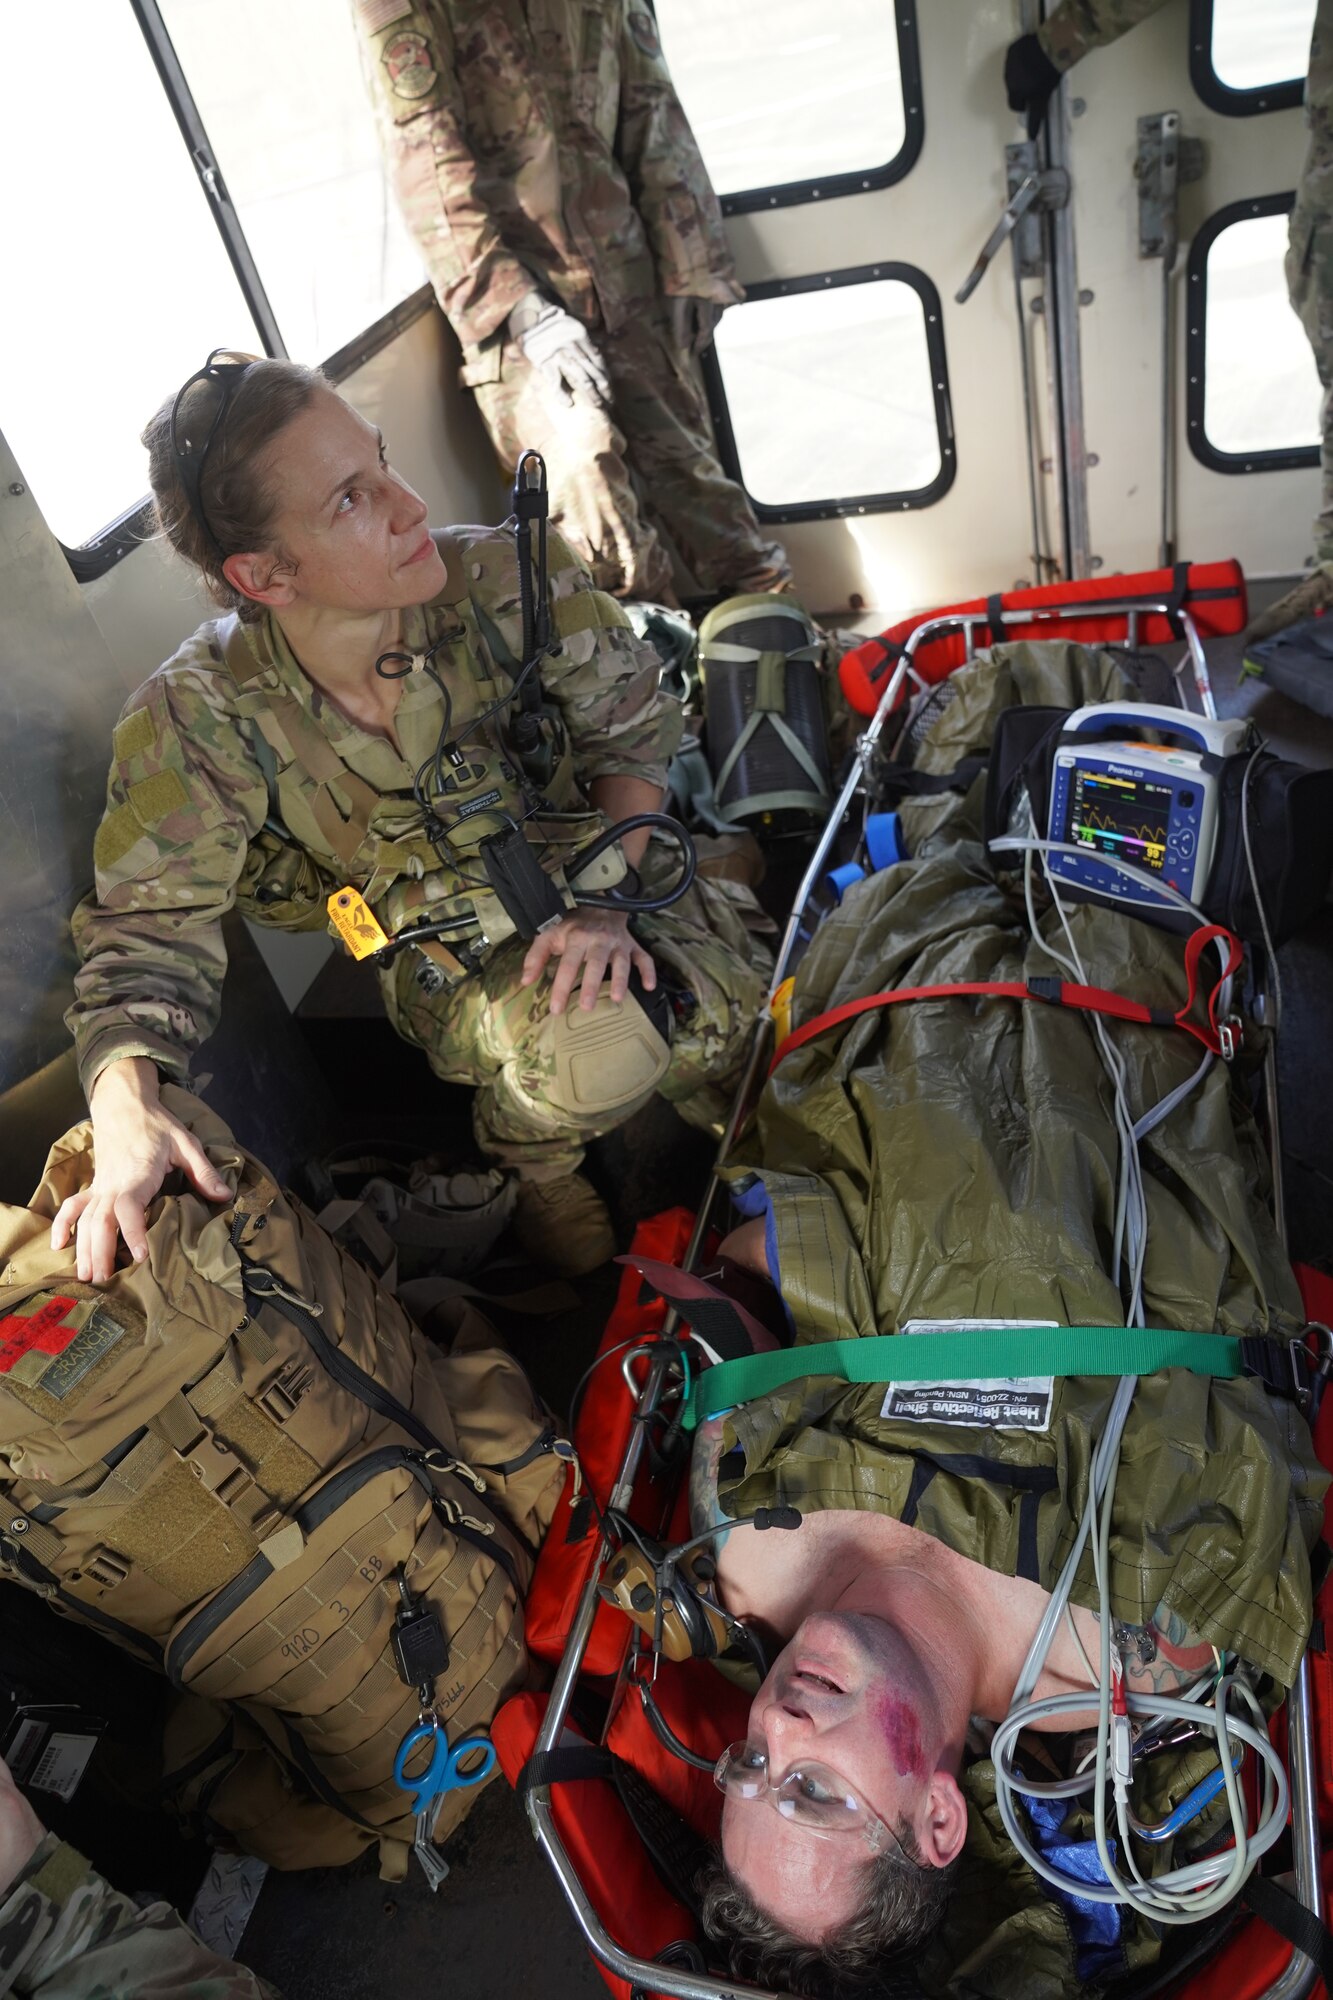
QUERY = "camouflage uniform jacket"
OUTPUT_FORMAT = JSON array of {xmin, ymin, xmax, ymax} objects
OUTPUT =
[
  {"xmin": 1037, "ymin": 0, "xmax": 1171, "ymax": 70},
  {"xmin": 354, "ymin": 0, "xmax": 742, "ymax": 348},
  {"xmin": 0, "ymin": 1834, "xmax": 279, "ymax": 1999},
  {"xmin": 67, "ymin": 525, "xmax": 679, "ymax": 1097}
]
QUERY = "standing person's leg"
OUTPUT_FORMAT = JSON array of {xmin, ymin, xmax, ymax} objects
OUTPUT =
[
  {"xmin": 599, "ymin": 307, "xmax": 793, "ymax": 600},
  {"xmin": 1250, "ymin": 13, "xmax": 1333, "ymax": 638},
  {"xmin": 462, "ymin": 332, "xmax": 678, "ymax": 603}
]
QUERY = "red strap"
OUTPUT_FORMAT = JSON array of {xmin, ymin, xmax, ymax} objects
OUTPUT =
[{"xmin": 770, "ymin": 925, "xmax": 1245, "ymax": 1074}]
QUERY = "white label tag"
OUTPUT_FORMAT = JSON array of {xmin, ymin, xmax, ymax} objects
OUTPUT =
[
  {"xmin": 29, "ymin": 1732, "xmax": 99, "ymax": 1802},
  {"xmin": 881, "ymin": 1320, "xmax": 1057, "ymax": 1431},
  {"xmin": 879, "ymin": 1378, "xmax": 1054, "ymax": 1430}
]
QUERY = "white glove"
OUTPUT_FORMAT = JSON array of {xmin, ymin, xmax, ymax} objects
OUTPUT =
[
  {"xmin": 666, "ymin": 295, "xmax": 724, "ymax": 356},
  {"xmin": 509, "ymin": 291, "xmax": 610, "ymax": 406}
]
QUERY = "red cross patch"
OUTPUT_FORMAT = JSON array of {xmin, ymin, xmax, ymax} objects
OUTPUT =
[{"xmin": 0, "ymin": 1297, "xmax": 79, "ymax": 1375}]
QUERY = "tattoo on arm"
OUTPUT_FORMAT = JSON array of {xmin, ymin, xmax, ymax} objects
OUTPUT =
[{"xmin": 688, "ymin": 1416, "xmax": 732, "ymax": 1543}]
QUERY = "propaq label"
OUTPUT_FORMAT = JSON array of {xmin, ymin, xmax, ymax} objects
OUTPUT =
[{"xmin": 879, "ymin": 1318, "xmax": 1058, "ymax": 1432}]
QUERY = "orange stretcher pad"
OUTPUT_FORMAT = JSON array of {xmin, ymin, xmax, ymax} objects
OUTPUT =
[{"xmin": 838, "ymin": 560, "xmax": 1248, "ymax": 719}]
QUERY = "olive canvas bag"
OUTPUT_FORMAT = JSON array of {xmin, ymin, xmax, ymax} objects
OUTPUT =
[{"xmin": 0, "ymin": 1090, "xmax": 566, "ymax": 1876}]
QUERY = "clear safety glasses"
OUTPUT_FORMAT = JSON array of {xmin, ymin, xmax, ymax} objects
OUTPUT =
[
  {"xmin": 169, "ymin": 347, "xmax": 257, "ymax": 559},
  {"xmin": 713, "ymin": 1742, "xmax": 909, "ymax": 1862}
]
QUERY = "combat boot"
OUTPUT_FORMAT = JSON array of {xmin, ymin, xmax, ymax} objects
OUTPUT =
[
  {"xmin": 1246, "ymin": 563, "xmax": 1333, "ymax": 643},
  {"xmin": 511, "ymin": 1172, "xmax": 615, "ymax": 1277}
]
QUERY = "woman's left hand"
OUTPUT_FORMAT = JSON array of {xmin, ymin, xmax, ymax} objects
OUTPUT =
[{"xmin": 519, "ymin": 908, "xmax": 656, "ymax": 1015}]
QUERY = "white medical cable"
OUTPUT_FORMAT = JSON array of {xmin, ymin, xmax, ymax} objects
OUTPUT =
[
  {"xmin": 991, "ymin": 834, "xmax": 1209, "ymax": 926},
  {"xmin": 991, "ymin": 829, "xmax": 1273, "ymax": 1923}
]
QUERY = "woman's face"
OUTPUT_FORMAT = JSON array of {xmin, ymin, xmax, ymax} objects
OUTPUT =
[{"xmin": 247, "ymin": 385, "xmax": 447, "ymax": 614}]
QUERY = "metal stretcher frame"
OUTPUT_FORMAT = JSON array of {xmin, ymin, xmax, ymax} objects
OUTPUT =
[{"xmin": 525, "ymin": 602, "xmax": 1324, "ymax": 2000}]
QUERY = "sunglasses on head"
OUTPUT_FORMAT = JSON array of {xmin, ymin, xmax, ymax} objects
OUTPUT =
[{"xmin": 169, "ymin": 348, "xmax": 258, "ymax": 559}]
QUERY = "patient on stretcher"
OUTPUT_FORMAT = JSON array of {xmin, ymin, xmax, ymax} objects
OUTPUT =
[{"xmin": 688, "ymin": 646, "xmax": 1327, "ymax": 1994}]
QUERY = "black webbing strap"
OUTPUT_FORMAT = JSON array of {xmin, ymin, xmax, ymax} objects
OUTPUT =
[
  {"xmin": 864, "ymin": 636, "xmax": 905, "ymax": 689},
  {"xmin": 1240, "ymin": 1875, "xmax": 1333, "ymax": 1984},
  {"xmin": 986, "ymin": 592, "xmax": 1005, "ymax": 645},
  {"xmin": 516, "ymin": 1744, "xmax": 615, "ymax": 1798},
  {"xmin": 1165, "ymin": 558, "xmax": 1191, "ymax": 637}
]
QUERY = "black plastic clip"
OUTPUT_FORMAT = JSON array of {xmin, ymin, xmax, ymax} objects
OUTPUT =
[{"xmin": 1240, "ymin": 1335, "xmax": 1315, "ymax": 1409}]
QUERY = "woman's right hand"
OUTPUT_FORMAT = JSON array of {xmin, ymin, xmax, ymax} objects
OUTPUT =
[{"xmin": 50, "ymin": 1058, "xmax": 233, "ymax": 1283}]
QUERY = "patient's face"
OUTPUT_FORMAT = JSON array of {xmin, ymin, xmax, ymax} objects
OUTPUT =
[{"xmin": 720, "ymin": 1612, "xmax": 933, "ymax": 1942}]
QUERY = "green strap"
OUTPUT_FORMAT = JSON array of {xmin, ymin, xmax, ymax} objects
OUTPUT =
[{"xmin": 682, "ymin": 1325, "xmax": 1246, "ymax": 1431}]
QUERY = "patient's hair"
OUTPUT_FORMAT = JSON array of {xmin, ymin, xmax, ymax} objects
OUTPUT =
[
  {"xmin": 699, "ymin": 1831, "xmax": 957, "ymax": 1997},
  {"xmin": 142, "ymin": 355, "xmax": 327, "ymax": 623}
]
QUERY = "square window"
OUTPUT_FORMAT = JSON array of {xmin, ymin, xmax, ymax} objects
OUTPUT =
[
  {"xmin": 0, "ymin": 1, "xmax": 265, "ymax": 549},
  {"xmin": 158, "ymin": 0, "xmax": 425, "ymax": 369},
  {"xmin": 653, "ymin": 0, "xmax": 917, "ymax": 207},
  {"xmin": 1197, "ymin": 207, "xmax": 1320, "ymax": 463},
  {"xmin": 1209, "ymin": 0, "xmax": 1313, "ymax": 94},
  {"xmin": 711, "ymin": 273, "xmax": 949, "ymax": 516}
]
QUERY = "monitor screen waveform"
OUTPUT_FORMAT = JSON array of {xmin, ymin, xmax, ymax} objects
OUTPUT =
[{"xmin": 1068, "ymin": 769, "xmax": 1171, "ymax": 874}]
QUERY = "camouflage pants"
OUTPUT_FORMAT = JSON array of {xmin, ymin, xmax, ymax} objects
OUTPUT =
[
  {"xmin": 461, "ymin": 304, "xmax": 791, "ymax": 605},
  {"xmin": 1287, "ymin": 11, "xmax": 1333, "ymax": 562},
  {"xmin": 387, "ymin": 846, "xmax": 772, "ymax": 1177}
]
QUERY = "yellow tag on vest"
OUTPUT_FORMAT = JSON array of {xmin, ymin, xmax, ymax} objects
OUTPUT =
[{"xmin": 327, "ymin": 887, "xmax": 390, "ymax": 960}]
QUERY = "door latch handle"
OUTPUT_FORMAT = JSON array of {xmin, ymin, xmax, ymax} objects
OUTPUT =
[{"xmin": 955, "ymin": 165, "xmax": 1070, "ymax": 304}]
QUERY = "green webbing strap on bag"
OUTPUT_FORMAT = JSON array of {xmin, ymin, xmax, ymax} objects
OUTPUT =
[{"xmin": 682, "ymin": 1325, "xmax": 1247, "ymax": 1431}]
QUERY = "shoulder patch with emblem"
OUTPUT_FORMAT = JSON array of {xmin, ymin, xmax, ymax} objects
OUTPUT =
[
  {"xmin": 0, "ymin": 1293, "xmax": 126, "ymax": 1401},
  {"xmin": 628, "ymin": 9, "xmax": 661, "ymax": 56},
  {"xmin": 383, "ymin": 28, "xmax": 438, "ymax": 98}
]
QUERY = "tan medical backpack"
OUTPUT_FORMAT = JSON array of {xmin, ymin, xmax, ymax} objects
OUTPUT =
[{"xmin": 0, "ymin": 1091, "xmax": 567, "ymax": 1876}]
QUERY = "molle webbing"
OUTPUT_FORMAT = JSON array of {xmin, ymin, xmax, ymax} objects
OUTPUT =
[{"xmin": 220, "ymin": 616, "xmax": 383, "ymax": 868}]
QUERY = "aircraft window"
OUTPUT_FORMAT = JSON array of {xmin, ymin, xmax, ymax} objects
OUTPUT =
[
  {"xmin": 156, "ymin": 0, "xmax": 424, "ymax": 369},
  {"xmin": 0, "ymin": 0, "xmax": 268, "ymax": 551},
  {"xmin": 652, "ymin": 0, "xmax": 922, "ymax": 212},
  {"xmin": 1186, "ymin": 196, "xmax": 1321, "ymax": 473},
  {"xmin": 1190, "ymin": 0, "xmax": 1313, "ymax": 114},
  {"xmin": 704, "ymin": 267, "xmax": 954, "ymax": 520}
]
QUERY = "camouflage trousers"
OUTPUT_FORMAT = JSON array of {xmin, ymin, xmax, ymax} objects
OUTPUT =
[
  {"xmin": 0, "ymin": 1834, "xmax": 279, "ymax": 1999},
  {"xmin": 387, "ymin": 844, "xmax": 773, "ymax": 1178},
  {"xmin": 461, "ymin": 303, "xmax": 792, "ymax": 606}
]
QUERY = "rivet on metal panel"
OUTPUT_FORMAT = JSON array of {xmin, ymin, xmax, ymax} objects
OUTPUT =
[
  {"xmin": 1090, "ymin": 556, "xmax": 1105, "ymax": 570},
  {"xmin": 1087, "ymin": 453, "xmax": 1100, "ymax": 467},
  {"xmin": 1079, "ymin": 289, "xmax": 1095, "ymax": 305},
  {"xmin": 1031, "ymin": 297, "xmax": 1046, "ymax": 315},
  {"xmin": 7, "ymin": 483, "xmax": 24, "ymax": 497},
  {"xmin": 1071, "ymin": 97, "xmax": 1087, "ymax": 116}
]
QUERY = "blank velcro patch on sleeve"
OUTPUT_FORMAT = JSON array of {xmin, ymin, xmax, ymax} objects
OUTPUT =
[
  {"xmin": 113, "ymin": 707, "xmax": 156, "ymax": 762},
  {"xmin": 127, "ymin": 769, "xmax": 190, "ymax": 826}
]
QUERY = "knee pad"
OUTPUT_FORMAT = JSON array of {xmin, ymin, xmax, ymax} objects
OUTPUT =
[{"xmin": 545, "ymin": 972, "xmax": 672, "ymax": 1119}]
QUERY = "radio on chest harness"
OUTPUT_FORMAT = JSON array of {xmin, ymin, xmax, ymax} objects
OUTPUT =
[
  {"xmin": 330, "ymin": 450, "xmax": 697, "ymax": 972},
  {"xmin": 1046, "ymin": 704, "xmax": 1249, "ymax": 920}
]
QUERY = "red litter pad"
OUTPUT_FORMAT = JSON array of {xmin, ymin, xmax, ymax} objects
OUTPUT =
[{"xmin": 839, "ymin": 560, "xmax": 1247, "ymax": 718}]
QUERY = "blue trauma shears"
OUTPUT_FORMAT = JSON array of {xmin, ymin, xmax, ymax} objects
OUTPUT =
[{"xmin": 393, "ymin": 1716, "xmax": 497, "ymax": 1818}]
